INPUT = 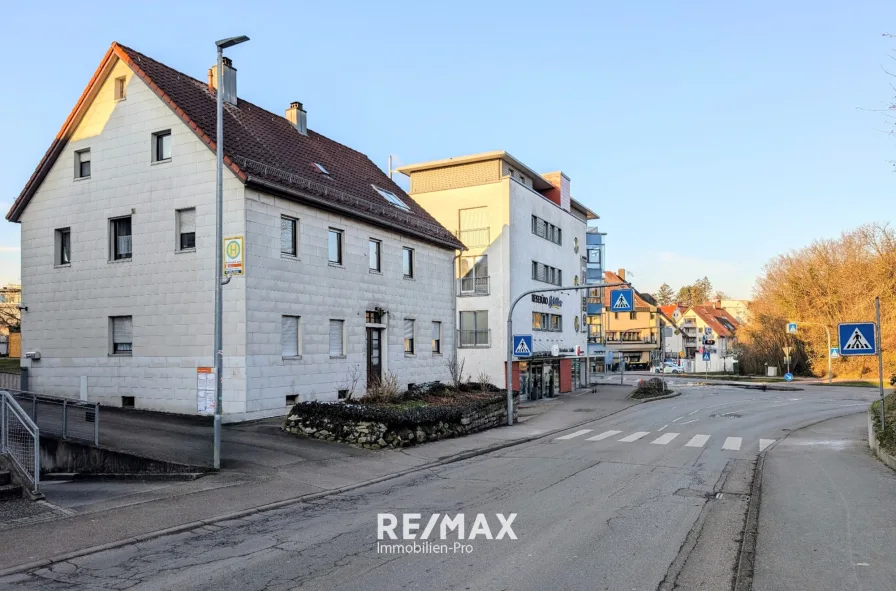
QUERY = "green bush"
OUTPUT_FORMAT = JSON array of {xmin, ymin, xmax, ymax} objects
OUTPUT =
[{"xmin": 871, "ymin": 393, "xmax": 896, "ymax": 456}]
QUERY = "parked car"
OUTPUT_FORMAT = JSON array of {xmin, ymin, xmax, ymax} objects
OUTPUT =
[{"xmin": 653, "ymin": 362, "xmax": 682, "ymax": 374}]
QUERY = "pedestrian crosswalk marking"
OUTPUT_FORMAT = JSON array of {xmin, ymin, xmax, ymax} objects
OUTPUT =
[
  {"xmin": 586, "ymin": 430, "xmax": 622, "ymax": 441},
  {"xmin": 651, "ymin": 433, "xmax": 679, "ymax": 445},
  {"xmin": 685, "ymin": 434, "xmax": 710, "ymax": 448},
  {"xmin": 722, "ymin": 437, "xmax": 742, "ymax": 451},
  {"xmin": 619, "ymin": 431, "xmax": 650, "ymax": 442},
  {"xmin": 555, "ymin": 429, "xmax": 592, "ymax": 441},
  {"xmin": 759, "ymin": 439, "xmax": 775, "ymax": 452}
]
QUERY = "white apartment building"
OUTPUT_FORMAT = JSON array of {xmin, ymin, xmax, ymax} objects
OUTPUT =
[
  {"xmin": 6, "ymin": 43, "xmax": 462, "ymax": 421},
  {"xmin": 397, "ymin": 152, "xmax": 598, "ymax": 400}
]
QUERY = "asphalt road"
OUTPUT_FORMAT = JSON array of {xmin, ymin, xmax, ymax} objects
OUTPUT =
[{"xmin": 0, "ymin": 384, "xmax": 880, "ymax": 591}]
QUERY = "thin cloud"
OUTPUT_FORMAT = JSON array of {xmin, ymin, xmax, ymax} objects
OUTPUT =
[{"xmin": 0, "ymin": 246, "xmax": 20, "ymax": 253}]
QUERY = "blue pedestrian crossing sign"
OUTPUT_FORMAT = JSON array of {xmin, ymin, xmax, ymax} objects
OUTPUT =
[
  {"xmin": 830, "ymin": 347, "xmax": 839, "ymax": 359},
  {"xmin": 512, "ymin": 334, "xmax": 533, "ymax": 357},
  {"xmin": 702, "ymin": 351, "xmax": 711, "ymax": 361},
  {"xmin": 784, "ymin": 372, "xmax": 794, "ymax": 382},
  {"xmin": 838, "ymin": 322, "xmax": 876, "ymax": 356},
  {"xmin": 609, "ymin": 288, "xmax": 634, "ymax": 312},
  {"xmin": 786, "ymin": 322, "xmax": 798, "ymax": 334}
]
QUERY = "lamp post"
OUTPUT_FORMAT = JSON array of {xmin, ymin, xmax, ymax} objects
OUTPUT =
[{"xmin": 213, "ymin": 35, "xmax": 249, "ymax": 470}]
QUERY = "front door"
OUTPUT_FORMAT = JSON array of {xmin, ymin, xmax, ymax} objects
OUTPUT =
[{"xmin": 366, "ymin": 327, "xmax": 382, "ymax": 387}]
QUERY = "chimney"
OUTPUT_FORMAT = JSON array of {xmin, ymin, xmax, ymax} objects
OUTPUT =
[
  {"xmin": 617, "ymin": 268, "xmax": 626, "ymax": 281},
  {"xmin": 285, "ymin": 101, "xmax": 308, "ymax": 135},
  {"xmin": 541, "ymin": 171, "xmax": 571, "ymax": 211},
  {"xmin": 207, "ymin": 57, "xmax": 238, "ymax": 106}
]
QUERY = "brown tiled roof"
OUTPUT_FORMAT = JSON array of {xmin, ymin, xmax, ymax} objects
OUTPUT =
[
  {"xmin": 691, "ymin": 306, "xmax": 738, "ymax": 338},
  {"xmin": 7, "ymin": 43, "xmax": 464, "ymax": 251}
]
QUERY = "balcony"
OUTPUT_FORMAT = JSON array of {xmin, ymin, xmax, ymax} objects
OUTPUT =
[
  {"xmin": 457, "ymin": 228, "xmax": 490, "ymax": 248},
  {"xmin": 457, "ymin": 329, "xmax": 491, "ymax": 348},
  {"xmin": 458, "ymin": 276, "xmax": 490, "ymax": 296}
]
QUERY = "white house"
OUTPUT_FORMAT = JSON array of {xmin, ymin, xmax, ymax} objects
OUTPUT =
[
  {"xmin": 6, "ymin": 43, "xmax": 463, "ymax": 421},
  {"xmin": 396, "ymin": 152, "xmax": 598, "ymax": 400}
]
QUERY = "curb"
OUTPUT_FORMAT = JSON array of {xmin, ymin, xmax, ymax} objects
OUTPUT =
[
  {"xmin": 0, "ymin": 399, "xmax": 641, "ymax": 578},
  {"xmin": 40, "ymin": 472, "xmax": 207, "ymax": 482},
  {"xmin": 629, "ymin": 391, "xmax": 680, "ymax": 403},
  {"xmin": 867, "ymin": 409, "xmax": 896, "ymax": 472}
]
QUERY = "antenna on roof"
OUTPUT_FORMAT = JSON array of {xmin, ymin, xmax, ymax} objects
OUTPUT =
[{"xmin": 388, "ymin": 154, "xmax": 402, "ymax": 180}]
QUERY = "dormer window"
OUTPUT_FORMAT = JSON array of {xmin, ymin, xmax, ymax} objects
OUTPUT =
[
  {"xmin": 373, "ymin": 185, "xmax": 410, "ymax": 211},
  {"xmin": 313, "ymin": 162, "xmax": 329, "ymax": 175}
]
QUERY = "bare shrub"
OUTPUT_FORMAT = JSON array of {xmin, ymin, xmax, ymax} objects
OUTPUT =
[
  {"xmin": 445, "ymin": 353, "xmax": 466, "ymax": 389},
  {"xmin": 361, "ymin": 371, "xmax": 401, "ymax": 404}
]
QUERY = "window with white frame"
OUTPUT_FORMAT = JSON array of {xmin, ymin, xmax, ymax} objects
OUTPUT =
[
  {"xmin": 459, "ymin": 310, "xmax": 489, "ymax": 347},
  {"xmin": 404, "ymin": 319, "xmax": 415, "ymax": 354},
  {"xmin": 153, "ymin": 130, "xmax": 172, "ymax": 162},
  {"xmin": 281, "ymin": 315, "xmax": 301, "ymax": 358},
  {"xmin": 55, "ymin": 227, "xmax": 71, "ymax": 265},
  {"xmin": 459, "ymin": 255, "xmax": 488, "ymax": 294},
  {"xmin": 177, "ymin": 208, "xmax": 196, "ymax": 251},
  {"xmin": 432, "ymin": 321, "xmax": 441, "ymax": 353},
  {"xmin": 281, "ymin": 216, "xmax": 298, "ymax": 257},
  {"xmin": 328, "ymin": 228, "xmax": 343, "ymax": 265},
  {"xmin": 75, "ymin": 149, "xmax": 91, "ymax": 179},
  {"xmin": 369, "ymin": 239, "xmax": 381, "ymax": 272},
  {"xmin": 402, "ymin": 247, "xmax": 414, "ymax": 278},
  {"xmin": 329, "ymin": 319, "xmax": 345, "ymax": 357},
  {"xmin": 111, "ymin": 216, "xmax": 132, "ymax": 260},
  {"xmin": 111, "ymin": 316, "xmax": 133, "ymax": 354}
]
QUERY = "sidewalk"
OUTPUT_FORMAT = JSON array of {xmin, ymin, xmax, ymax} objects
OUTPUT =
[
  {"xmin": 0, "ymin": 385, "xmax": 638, "ymax": 573},
  {"xmin": 754, "ymin": 412, "xmax": 896, "ymax": 591}
]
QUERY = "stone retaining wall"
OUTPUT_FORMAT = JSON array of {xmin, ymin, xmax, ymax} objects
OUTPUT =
[
  {"xmin": 284, "ymin": 396, "xmax": 518, "ymax": 449},
  {"xmin": 867, "ymin": 409, "xmax": 896, "ymax": 472}
]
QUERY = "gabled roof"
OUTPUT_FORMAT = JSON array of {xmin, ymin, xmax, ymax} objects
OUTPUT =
[
  {"xmin": 7, "ymin": 43, "xmax": 464, "ymax": 251},
  {"xmin": 690, "ymin": 306, "xmax": 738, "ymax": 338},
  {"xmin": 658, "ymin": 304, "xmax": 680, "ymax": 318}
]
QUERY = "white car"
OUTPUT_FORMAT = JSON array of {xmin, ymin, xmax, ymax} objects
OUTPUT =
[{"xmin": 653, "ymin": 362, "xmax": 682, "ymax": 374}]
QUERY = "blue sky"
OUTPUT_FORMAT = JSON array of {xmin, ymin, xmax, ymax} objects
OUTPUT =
[{"xmin": 1, "ymin": 0, "xmax": 894, "ymax": 299}]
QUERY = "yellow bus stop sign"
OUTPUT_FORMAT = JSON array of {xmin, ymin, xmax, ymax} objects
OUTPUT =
[{"xmin": 223, "ymin": 236, "xmax": 244, "ymax": 275}]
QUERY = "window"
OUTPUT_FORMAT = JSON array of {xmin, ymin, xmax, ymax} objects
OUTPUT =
[
  {"xmin": 313, "ymin": 162, "xmax": 329, "ymax": 175},
  {"xmin": 281, "ymin": 216, "xmax": 297, "ymax": 257},
  {"xmin": 111, "ymin": 216, "xmax": 132, "ymax": 260},
  {"xmin": 369, "ymin": 239, "xmax": 381, "ymax": 272},
  {"xmin": 404, "ymin": 319, "xmax": 415, "ymax": 354},
  {"xmin": 432, "ymin": 321, "xmax": 442, "ymax": 353},
  {"xmin": 614, "ymin": 312, "xmax": 619, "ymax": 320},
  {"xmin": 366, "ymin": 310, "xmax": 384, "ymax": 324},
  {"xmin": 630, "ymin": 312, "xmax": 637, "ymax": 320},
  {"xmin": 281, "ymin": 315, "xmax": 301, "ymax": 358},
  {"xmin": 75, "ymin": 149, "xmax": 90, "ymax": 179},
  {"xmin": 114, "ymin": 76, "xmax": 127, "ymax": 100},
  {"xmin": 373, "ymin": 185, "xmax": 411, "ymax": 211},
  {"xmin": 459, "ymin": 255, "xmax": 488, "ymax": 294},
  {"xmin": 532, "ymin": 312, "xmax": 546, "ymax": 331},
  {"xmin": 532, "ymin": 260, "xmax": 561, "ymax": 285},
  {"xmin": 459, "ymin": 311, "xmax": 489, "ymax": 347},
  {"xmin": 111, "ymin": 316, "xmax": 133, "ymax": 355},
  {"xmin": 55, "ymin": 228, "xmax": 71, "ymax": 265},
  {"xmin": 329, "ymin": 320, "xmax": 345, "ymax": 357},
  {"xmin": 588, "ymin": 248, "xmax": 601, "ymax": 264},
  {"xmin": 531, "ymin": 215, "xmax": 561, "ymax": 245},
  {"xmin": 153, "ymin": 130, "xmax": 172, "ymax": 162},
  {"xmin": 177, "ymin": 208, "xmax": 196, "ymax": 251},
  {"xmin": 328, "ymin": 229, "xmax": 343, "ymax": 265},
  {"xmin": 556, "ymin": 269, "xmax": 562, "ymax": 286},
  {"xmin": 402, "ymin": 247, "xmax": 414, "ymax": 278},
  {"xmin": 551, "ymin": 315, "xmax": 562, "ymax": 332}
]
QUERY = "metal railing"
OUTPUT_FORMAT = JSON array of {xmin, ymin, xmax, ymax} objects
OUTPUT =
[
  {"xmin": 4, "ymin": 389, "xmax": 99, "ymax": 445},
  {"xmin": 459, "ymin": 276, "xmax": 490, "ymax": 296},
  {"xmin": 457, "ymin": 329, "xmax": 491, "ymax": 348},
  {"xmin": 1, "ymin": 390, "xmax": 39, "ymax": 494}
]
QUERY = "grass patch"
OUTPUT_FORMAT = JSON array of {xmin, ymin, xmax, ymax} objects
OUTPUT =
[
  {"xmin": 871, "ymin": 393, "xmax": 896, "ymax": 456},
  {"xmin": 813, "ymin": 380, "xmax": 882, "ymax": 388},
  {"xmin": 0, "ymin": 358, "xmax": 21, "ymax": 374}
]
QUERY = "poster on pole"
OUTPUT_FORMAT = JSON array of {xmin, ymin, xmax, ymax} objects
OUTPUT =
[{"xmin": 197, "ymin": 367, "xmax": 216, "ymax": 415}]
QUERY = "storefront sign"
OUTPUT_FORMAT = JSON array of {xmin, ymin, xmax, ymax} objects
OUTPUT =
[{"xmin": 532, "ymin": 294, "xmax": 563, "ymax": 309}]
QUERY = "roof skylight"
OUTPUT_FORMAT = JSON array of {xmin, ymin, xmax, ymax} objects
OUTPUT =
[{"xmin": 373, "ymin": 186, "xmax": 410, "ymax": 211}]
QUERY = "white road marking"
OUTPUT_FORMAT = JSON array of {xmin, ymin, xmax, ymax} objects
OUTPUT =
[
  {"xmin": 555, "ymin": 429, "xmax": 592, "ymax": 440},
  {"xmin": 672, "ymin": 416, "xmax": 684, "ymax": 423},
  {"xmin": 585, "ymin": 430, "xmax": 621, "ymax": 441},
  {"xmin": 685, "ymin": 434, "xmax": 710, "ymax": 448},
  {"xmin": 759, "ymin": 439, "xmax": 775, "ymax": 452},
  {"xmin": 680, "ymin": 419, "xmax": 698, "ymax": 425},
  {"xmin": 658, "ymin": 424, "xmax": 669, "ymax": 431},
  {"xmin": 619, "ymin": 431, "xmax": 650, "ymax": 442},
  {"xmin": 651, "ymin": 433, "xmax": 679, "ymax": 445},
  {"xmin": 688, "ymin": 408, "xmax": 702, "ymax": 416},
  {"xmin": 788, "ymin": 398, "xmax": 801, "ymax": 401},
  {"xmin": 722, "ymin": 437, "xmax": 743, "ymax": 451},
  {"xmin": 856, "ymin": 562, "xmax": 870, "ymax": 566}
]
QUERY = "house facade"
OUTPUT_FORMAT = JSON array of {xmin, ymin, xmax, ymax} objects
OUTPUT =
[
  {"xmin": 6, "ymin": 43, "xmax": 462, "ymax": 420},
  {"xmin": 397, "ymin": 152, "xmax": 598, "ymax": 399},
  {"xmin": 680, "ymin": 305, "xmax": 740, "ymax": 371},
  {"xmin": 602, "ymin": 269, "xmax": 660, "ymax": 370},
  {"xmin": 584, "ymin": 227, "xmax": 607, "ymax": 375}
]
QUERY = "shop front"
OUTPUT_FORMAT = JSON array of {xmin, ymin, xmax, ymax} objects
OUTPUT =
[{"xmin": 515, "ymin": 349, "xmax": 579, "ymax": 401}]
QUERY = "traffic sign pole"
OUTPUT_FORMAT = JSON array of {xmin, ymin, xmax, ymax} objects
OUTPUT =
[{"xmin": 876, "ymin": 297, "xmax": 885, "ymax": 431}]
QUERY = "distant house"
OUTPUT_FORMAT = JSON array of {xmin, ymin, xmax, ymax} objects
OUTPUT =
[
  {"xmin": 6, "ymin": 43, "xmax": 462, "ymax": 419},
  {"xmin": 0, "ymin": 284, "xmax": 21, "ymax": 337},
  {"xmin": 602, "ymin": 269, "xmax": 660, "ymax": 370}
]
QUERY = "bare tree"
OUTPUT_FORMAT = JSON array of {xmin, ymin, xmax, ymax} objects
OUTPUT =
[
  {"xmin": 445, "ymin": 353, "xmax": 466, "ymax": 389},
  {"xmin": 340, "ymin": 364, "xmax": 362, "ymax": 400}
]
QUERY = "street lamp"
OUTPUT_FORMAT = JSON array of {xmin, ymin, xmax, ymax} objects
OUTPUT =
[{"xmin": 213, "ymin": 35, "xmax": 249, "ymax": 470}]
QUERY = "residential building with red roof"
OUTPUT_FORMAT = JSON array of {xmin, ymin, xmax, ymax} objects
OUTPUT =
[
  {"xmin": 601, "ymin": 269, "xmax": 660, "ymax": 370},
  {"xmin": 6, "ymin": 43, "xmax": 463, "ymax": 419}
]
